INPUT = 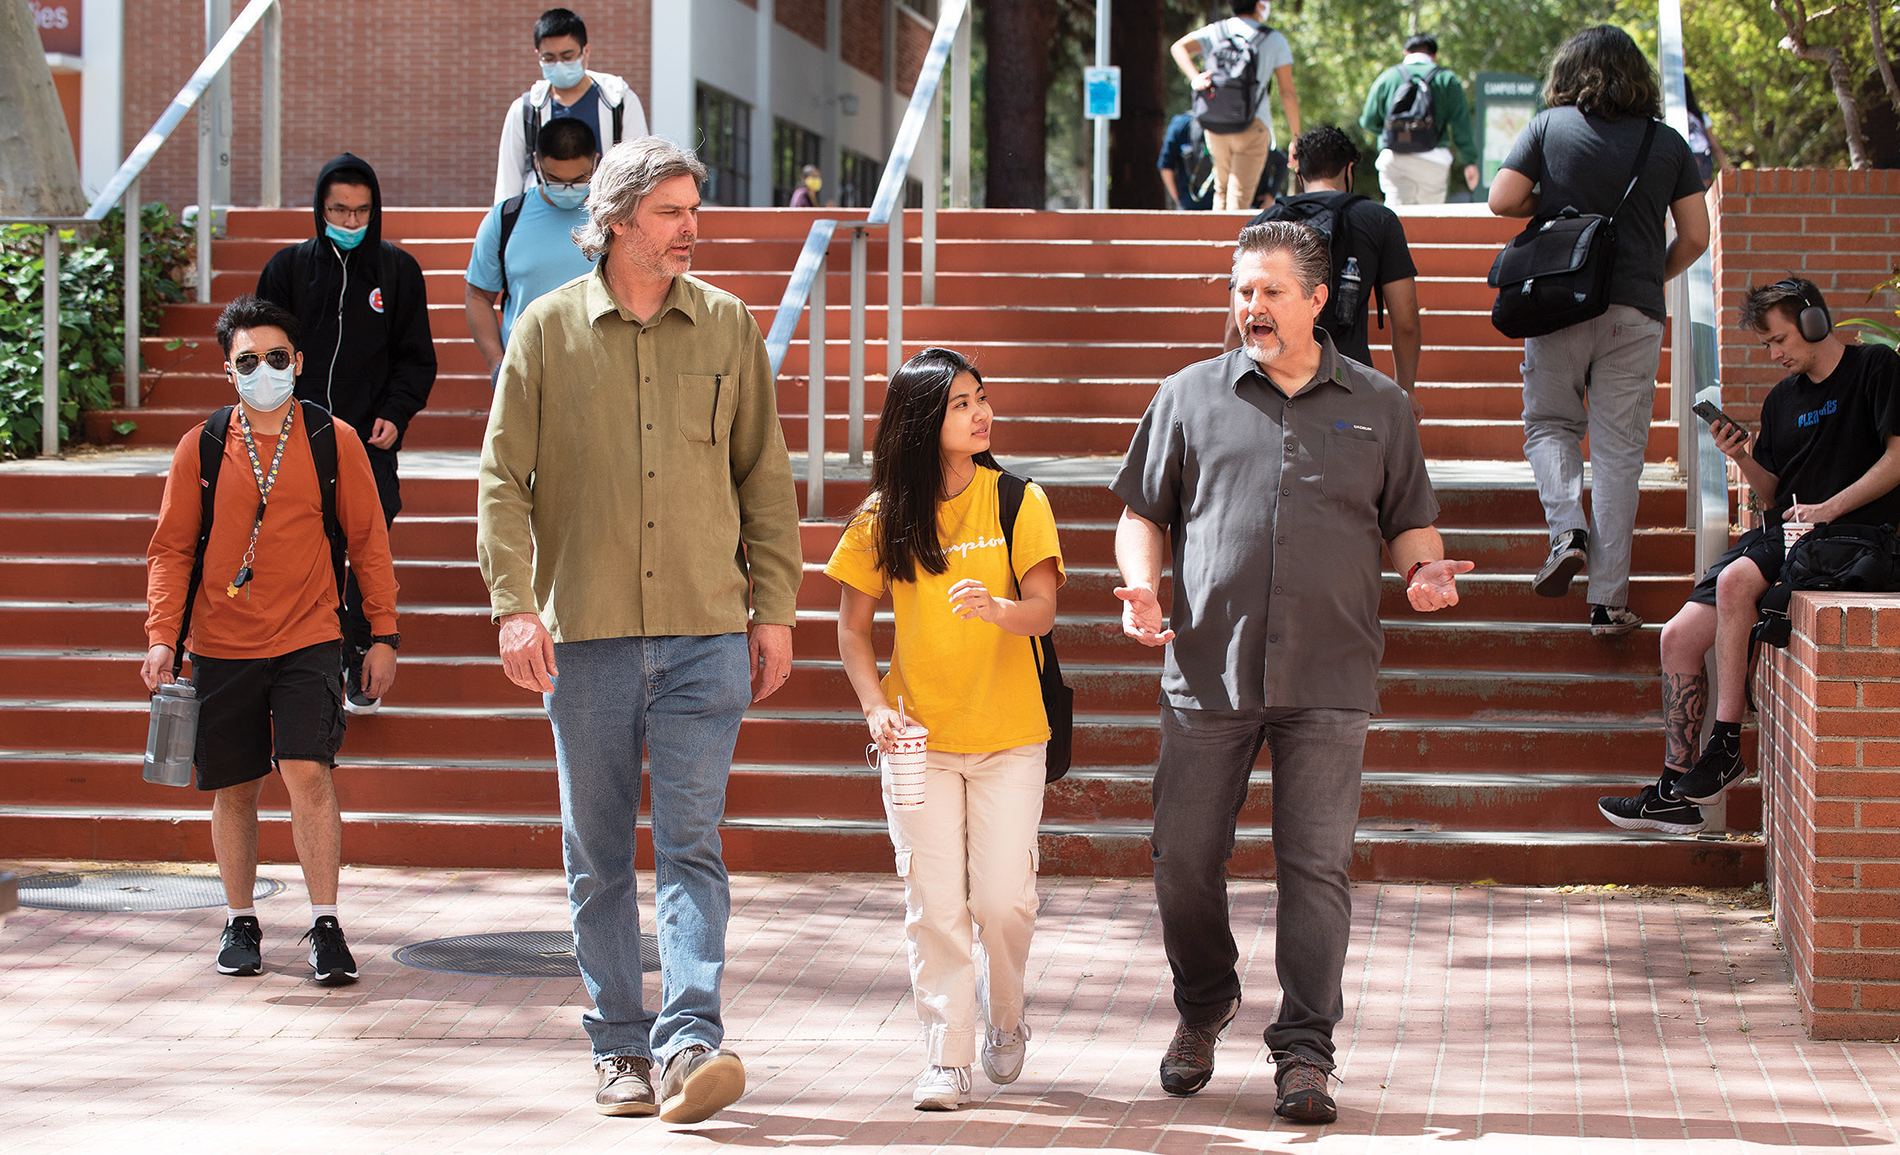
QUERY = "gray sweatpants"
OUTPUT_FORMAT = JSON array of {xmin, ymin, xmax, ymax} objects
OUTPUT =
[{"xmin": 1520, "ymin": 304, "xmax": 1665, "ymax": 608}]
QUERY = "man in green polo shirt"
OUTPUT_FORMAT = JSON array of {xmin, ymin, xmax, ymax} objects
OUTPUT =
[
  {"xmin": 476, "ymin": 137, "xmax": 802, "ymax": 1124},
  {"xmin": 1359, "ymin": 34, "xmax": 1479, "ymax": 205}
]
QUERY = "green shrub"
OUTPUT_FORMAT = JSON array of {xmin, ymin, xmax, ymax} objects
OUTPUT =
[{"xmin": 0, "ymin": 204, "xmax": 194, "ymax": 457}]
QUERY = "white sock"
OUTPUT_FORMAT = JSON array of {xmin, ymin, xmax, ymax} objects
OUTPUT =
[
  {"xmin": 310, "ymin": 904, "xmax": 339, "ymax": 925},
  {"xmin": 227, "ymin": 906, "xmax": 257, "ymax": 922}
]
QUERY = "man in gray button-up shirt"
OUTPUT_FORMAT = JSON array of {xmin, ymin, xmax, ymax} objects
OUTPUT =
[{"xmin": 1112, "ymin": 221, "xmax": 1472, "ymax": 1123}]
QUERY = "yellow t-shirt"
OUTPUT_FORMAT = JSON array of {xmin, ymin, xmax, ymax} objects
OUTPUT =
[{"xmin": 824, "ymin": 468, "xmax": 1065, "ymax": 753}]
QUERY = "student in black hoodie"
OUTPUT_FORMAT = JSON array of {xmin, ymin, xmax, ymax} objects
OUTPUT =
[{"xmin": 257, "ymin": 153, "xmax": 435, "ymax": 712}]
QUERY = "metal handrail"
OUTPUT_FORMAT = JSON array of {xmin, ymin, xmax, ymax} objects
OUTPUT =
[{"xmin": 765, "ymin": 0, "xmax": 969, "ymax": 517}]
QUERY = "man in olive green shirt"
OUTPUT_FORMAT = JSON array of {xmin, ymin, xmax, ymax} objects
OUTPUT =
[{"xmin": 477, "ymin": 137, "xmax": 801, "ymax": 1125}]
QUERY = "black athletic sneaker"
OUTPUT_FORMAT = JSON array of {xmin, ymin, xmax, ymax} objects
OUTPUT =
[
  {"xmin": 302, "ymin": 916, "xmax": 359, "ymax": 985},
  {"xmin": 1274, "ymin": 1056, "xmax": 1339, "ymax": 1123},
  {"xmin": 1590, "ymin": 604, "xmax": 1644, "ymax": 637},
  {"xmin": 1676, "ymin": 738, "xmax": 1749, "ymax": 805},
  {"xmin": 217, "ymin": 915, "xmax": 263, "ymax": 976},
  {"xmin": 1533, "ymin": 529, "xmax": 1588, "ymax": 598},
  {"xmin": 1598, "ymin": 784, "xmax": 1706, "ymax": 835},
  {"xmin": 344, "ymin": 657, "xmax": 381, "ymax": 716},
  {"xmin": 1159, "ymin": 996, "xmax": 1240, "ymax": 1096}
]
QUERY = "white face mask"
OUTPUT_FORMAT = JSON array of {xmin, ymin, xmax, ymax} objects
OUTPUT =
[{"xmin": 234, "ymin": 361, "xmax": 297, "ymax": 411}]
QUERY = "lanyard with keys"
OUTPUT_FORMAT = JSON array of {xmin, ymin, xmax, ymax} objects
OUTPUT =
[{"xmin": 227, "ymin": 406, "xmax": 295, "ymax": 597}]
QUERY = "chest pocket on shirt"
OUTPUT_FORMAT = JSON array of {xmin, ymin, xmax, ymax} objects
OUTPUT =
[
  {"xmin": 1321, "ymin": 429, "xmax": 1381, "ymax": 505},
  {"xmin": 677, "ymin": 374, "xmax": 736, "ymax": 443}
]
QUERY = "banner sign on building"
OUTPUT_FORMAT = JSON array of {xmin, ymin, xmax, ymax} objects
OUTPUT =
[{"xmin": 31, "ymin": 0, "xmax": 83, "ymax": 57}]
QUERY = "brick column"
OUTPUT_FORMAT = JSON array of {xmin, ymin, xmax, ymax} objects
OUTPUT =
[{"xmin": 1754, "ymin": 592, "xmax": 1900, "ymax": 1039}]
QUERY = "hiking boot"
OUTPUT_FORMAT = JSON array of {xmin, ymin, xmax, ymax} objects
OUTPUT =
[
  {"xmin": 594, "ymin": 1054, "xmax": 658, "ymax": 1117},
  {"xmin": 344, "ymin": 658, "xmax": 381, "ymax": 716},
  {"xmin": 1676, "ymin": 737, "xmax": 1749, "ymax": 805},
  {"xmin": 216, "ymin": 915, "xmax": 263, "ymax": 976},
  {"xmin": 301, "ymin": 915, "xmax": 358, "ymax": 986},
  {"xmin": 1158, "ymin": 997, "xmax": 1239, "ymax": 1096},
  {"xmin": 912, "ymin": 1064, "xmax": 972, "ymax": 1111},
  {"xmin": 1599, "ymin": 784, "xmax": 1706, "ymax": 835},
  {"xmin": 1533, "ymin": 529, "xmax": 1588, "ymax": 598},
  {"xmin": 1274, "ymin": 1055, "xmax": 1338, "ymax": 1123},
  {"xmin": 982, "ymin": 1019, "xmax": 1030, "ymax": 1085},
  {"xmin": 659, "ymin": 1045, "xmax": 746, "ymax": 1123},
  {"xmin": 1590, "ymin": 604, "xmax": 1644, "ymax": 637}
]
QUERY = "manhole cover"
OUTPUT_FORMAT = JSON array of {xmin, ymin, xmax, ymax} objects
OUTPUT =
[
  {"xmin": 394, "ymin": 930, "xmax": 660, "ymax": 977},
  {"xmin": 16, "ymin": 870, "xmax": 284, "ymax": 912}
]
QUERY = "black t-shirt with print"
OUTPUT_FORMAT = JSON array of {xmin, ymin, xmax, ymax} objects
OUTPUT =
[{"xmin": 1753, "ymin": 342, "xmax": 1900, "ymax": 525}]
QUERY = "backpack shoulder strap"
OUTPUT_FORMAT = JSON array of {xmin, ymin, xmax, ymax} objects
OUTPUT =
[
  {"xmin": 1611, "ymin": 118, "xmax": 1659, "ymax": 219},
  {"xmin": 997, "ymin": 470, "xmax": 1026, "ymax": 560},
  {"xmin": 522, "ymin": 97, "xmax": 541, "ymax": 176},
  {"xmin": 299, "ymin": 400, "xmax": 349, "ymax": 636},
  {"xmin": 496, "ymin": 193, "xmax": 528, "ymax": 305},
  {"xmin": 177, "ymin": 407, "xmax": 235, "ymax": 674},
  {"xmin": 611, "ymin": 99, "xmax": 625, "ymax": 145}
]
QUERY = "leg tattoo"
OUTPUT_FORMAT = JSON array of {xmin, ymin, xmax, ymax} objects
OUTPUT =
[{"xmin": 1662, "ymin": 671, "xmax": 1708, "ymax": 774}]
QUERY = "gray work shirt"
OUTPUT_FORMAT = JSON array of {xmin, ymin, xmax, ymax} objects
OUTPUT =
[{"xmin": 1111, "ymin": 332, "xmax": 1439, "ymax": 713}]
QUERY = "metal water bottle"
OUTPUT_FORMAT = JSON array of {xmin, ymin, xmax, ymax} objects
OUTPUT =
[{"xmin": 142, "ymin": 680, "xmax": 199, "ymax": 787}]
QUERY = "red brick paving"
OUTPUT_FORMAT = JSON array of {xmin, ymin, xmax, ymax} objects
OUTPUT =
[{"xmin": 1, "ymin": 863, "xmax": 1895, "ymax": 1152}]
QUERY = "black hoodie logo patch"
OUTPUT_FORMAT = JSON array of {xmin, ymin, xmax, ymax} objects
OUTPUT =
[{"xmin": 369, "ymin": 288, "xmax": 385, "ymax": 314}]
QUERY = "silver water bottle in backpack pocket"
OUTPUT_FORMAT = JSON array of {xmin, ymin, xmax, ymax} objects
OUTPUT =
[{"xmin": 142, "ymin": 680, "xmax": 199, "ymax": 787}]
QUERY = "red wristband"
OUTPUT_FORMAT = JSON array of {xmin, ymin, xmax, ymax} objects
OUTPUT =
[{"xmin": 1406, "ymin": 561, "xmax": 1428, "ymax": 584}]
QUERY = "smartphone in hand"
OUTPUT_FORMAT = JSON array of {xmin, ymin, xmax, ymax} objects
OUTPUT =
[{"xmin": 1692, "ymin": 400, "xmax": 1745, "ymax": 435}]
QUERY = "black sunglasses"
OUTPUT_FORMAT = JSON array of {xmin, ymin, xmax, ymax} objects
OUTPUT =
[{"xmin": 232, "ymin": 350, "xmax": 293, "ymax": 374}]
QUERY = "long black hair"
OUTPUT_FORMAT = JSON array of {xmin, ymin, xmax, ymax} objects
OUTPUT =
[{"xmin": 860, "ymin": 346, "xmax": 1000, "ymax": 584}]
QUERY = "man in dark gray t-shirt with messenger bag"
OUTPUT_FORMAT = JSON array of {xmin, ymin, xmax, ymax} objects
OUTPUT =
[{"xmin": 1488, "ymin": 25, "xmax": 1707, "ymax": 637}]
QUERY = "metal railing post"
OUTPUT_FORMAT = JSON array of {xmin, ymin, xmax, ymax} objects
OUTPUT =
[
  {"xmin": 951, "ymin": 6, "xmax": 971, "ymax": 208},
  {"xmin": 261, "ymin": 0, "xmax": 282, "ymax": 208},
  {"xmin": 196, "ymin": 1, "xmax": 216, "ymax": 304},
  {"xmin": 887, "ymin": 205, "xmax": 904, "ymax": 381},
  {"xmin": 849, "ymin": 228, "xmax": 868, "ymax": 464},
  {"xmin": 807, "ymin": 254, "xmax": 827, "ymax": 518},
  {"xmin": 922, "ymin": 83, "xmax": 940, "ymax": 306},
  {"xmin": 42, "ymin": 228, "xmax": 61, "ymax": 458},
  {"xmin": 123, "ymin": 178, "xmax": 140, "ymax": 408}
]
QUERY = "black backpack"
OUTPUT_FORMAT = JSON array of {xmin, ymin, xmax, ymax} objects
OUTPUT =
[
  {"xmin": 170, "ymin": 401, "xmax": 348, "ymax": 677},
  {"xmin": 1383, "ymin": 65, "xmax": 1444, "ymax": 154},
  {"xmin": 521, "ymin": 93, "xmax": 624, "ymax": 183},
  {"xmin": 1246, "ymin": 193, "xmax": 1380, "ymax": 340},
  {"xmin": 1753, "ymin": 522, "xmax": 1900, "ymax": 649},
  {"xmin": 1193, "ymin": 20, "xmax": 1271, "ymax": 135},
  {"xmin": 493, "ymin": 193, "xmax": 529, "ymax": 306},
  {"xmin": 996, "ymin": 472, "xmax": 1074, "ymax": 784}
]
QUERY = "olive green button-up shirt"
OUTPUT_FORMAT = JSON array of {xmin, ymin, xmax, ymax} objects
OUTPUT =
[{"xmin": 477, "ymin": 266, "xmax": 802, "ymax": 640}]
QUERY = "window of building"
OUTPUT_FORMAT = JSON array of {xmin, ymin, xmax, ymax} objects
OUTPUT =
[
  {"xmin": 696, "ymin": 84, "xmax": 751, "ymax": 206},
  {"xmin": 838, "ymin": 150, "xmax": 921, "ymax": 210},
  {"xmin": 773, "ymin": 120, "xmax": 823, "ymax": 206}
]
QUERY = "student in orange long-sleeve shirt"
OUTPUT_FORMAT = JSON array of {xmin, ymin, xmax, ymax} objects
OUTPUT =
[{"xmin": 142, "ymin": 295, "xmax": 401, "ymax": 985}]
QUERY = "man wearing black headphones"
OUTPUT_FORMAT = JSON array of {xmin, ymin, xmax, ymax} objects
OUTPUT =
[{"xmin": 1600, "ymin": 277, "xmax": 1900, "ymax": 834}]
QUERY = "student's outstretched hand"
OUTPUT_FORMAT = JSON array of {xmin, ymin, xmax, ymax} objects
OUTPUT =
[
  {"xmin": 1406, "ymin": 559, "xmax": 1475, "ymax": 612},
  {"xmin": 1115, "ymin": 584, "xmax": 1175, "ymax": 646}
]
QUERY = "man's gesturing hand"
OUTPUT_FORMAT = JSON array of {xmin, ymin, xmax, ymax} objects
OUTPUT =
[
  {"xmin": 498, "ymin": 611, "xmax": 559, "ymax": 692},
  {"xmin": 1114, "ymin": 584, "xmax": 1176, "ymax": 647},
  {"xmin": 750, "ymin": 622, "xmax": 793, "ymax": 703},
  {"xmin": 1406, "ymin": 559, "xmax": 1476, "ymax": 612}
]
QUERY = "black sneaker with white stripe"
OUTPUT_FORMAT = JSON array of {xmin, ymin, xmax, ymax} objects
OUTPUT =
[
  {"xmin": 302, "ymin": 916, "xmax": 359, "ymax": 985},
  {"xmin": 1676, "ymin": 737, "xmax": 1749, "ymax": 804},
  {"xmin": 1598, "ymin": 784, "xmax": 1705, "ymax": 835},
  {"xmin": 217, "ymin": 915, "xmax": 263, "ymax": 976}
]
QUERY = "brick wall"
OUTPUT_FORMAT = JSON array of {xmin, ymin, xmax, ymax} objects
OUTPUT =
[
  {"xmin": 1753, "ymin": 592, "xmax": 1900, "ymax": 1039},
  {"xmin": 123, "ymin": 0, "xmax": 651, "ymax": 211},
  {"xmin": 779, "ymin": 0, "xmax": 826, "ymax": 49},
  {"xmin": 1709, "ymin": 169, "xmax": 1900, "ymax": 426},
  {"xmin": 842, "ymin": 0, "xmax": 882, "ymax": 87}
]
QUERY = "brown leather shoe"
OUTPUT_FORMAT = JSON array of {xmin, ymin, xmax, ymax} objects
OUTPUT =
[
  {"xmin": 595, "ymin": 1054, "xmax": 657, "ymax": 1117},
  {"xmin": 659, "ymin": 1045, "xmax": 746, "ymax": 1123}
]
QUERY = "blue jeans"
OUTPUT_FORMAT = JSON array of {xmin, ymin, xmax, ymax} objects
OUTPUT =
[
  {"xmin": 1151, "ymin": 704, "xmax": 1368, "ymax": 1065},
  {"xmin": 545, "ymin": 632, "xmax": 751, "ymax": 1064}
]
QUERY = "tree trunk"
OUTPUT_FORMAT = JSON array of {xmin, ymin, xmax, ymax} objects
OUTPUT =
[
  {"xmin": 982, "ymin": 0, "xmax": 1058, "ymax": 208},
  {"xmin": 0, "ymin": 0, "xmax": 87, "ymax": 217},
  {"xmin": 1772, "ymin": 0, "xmax": 1872, "ymax": 169},
  {"xmin": 1109, "ymin": 0, "xmax": 1168, "ymax": 209},
  {"xmin": 1869, "ymin": 1, "xmax": 1900, "ymax": 127}
]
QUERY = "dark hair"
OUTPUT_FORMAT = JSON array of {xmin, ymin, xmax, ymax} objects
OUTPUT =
[
  {"xmin": 537, "ymin": 117, "xmax": 598, "ymax": 161},
  {"xmin": 319, "ymin": 167, "xmax": 373, "ymax": 208},
  {"xmin": 534, "ymin": 7, "xmax": 587, "ymax": 47},
  {"xmin": 1293, "ymin": 125, "xmax": 1357, "ymax": 183},
  {"xmin": 859, "ymin": 347, "xmax": 999, "ymax": 584},
  {"xmin": 1229, "ymin": 0, "xmax": 1260, "ymax": 15},
  {"xmin": 215, "ymin": 294, "xmax": 301, "ymax": 357},
  {"xmin": 1684, "ymin": 74, "xmax": 1706, "ymax": 120},
  {"xmin": 1544, "ymin": 25, "xmax": 1662, "ymax": 121},
  {"xmin": 1404, "ymin": 33, "xmax": 1438, "ymax": 55},
  {"xmin": 1234, "ymin": 220, "xmax": 1331, "ymax": 296},
  {"xmin": 1741, "ymin": 278, "xmax": 1823, "ymax": 333}
]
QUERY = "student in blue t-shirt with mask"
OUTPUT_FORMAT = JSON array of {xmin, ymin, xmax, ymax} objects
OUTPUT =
[{"xmin": 465, "ymin": 118, "xmax": 601, "ymax": 387}]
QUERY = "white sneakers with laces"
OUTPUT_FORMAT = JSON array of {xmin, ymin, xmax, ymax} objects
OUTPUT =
[
  {"xmin": 981, "ymin": 1020, "xmax": 1031, "ymax": 1084},
  {"xmin": 913, "ymin": 1064, "xmax": 972, "ymax": 1110}
]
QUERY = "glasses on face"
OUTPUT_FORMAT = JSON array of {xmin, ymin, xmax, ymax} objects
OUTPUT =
[
  {"xmin": 232, "ymin": 349, "xmax": 293, "ymax": 374},
  {"xmin": 324, "ymin": 203, "xmax": 372, "ymax": 223},
  {"xmin": 540, "ymin": 173, "xmax": 594, "ymax": 191},
  {"xmin": 538, "ymin": 48, "xmax": 582, "ymax": 64}
]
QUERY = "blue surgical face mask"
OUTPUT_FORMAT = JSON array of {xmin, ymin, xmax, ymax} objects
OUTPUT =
[
  {"xmin": 234, "ymin": 361, "xmax": 296, "ymax": 411},
  {"xmin": 542, "ymin": 58, "xmax": 586, "ymax": 89},
  {"xmin": 325, "ymin": 222, "xmax": 367, "ymax": 251},
  {"xmin": 543, "ymin": 182, "xmax": 590, "ymax": 210}
]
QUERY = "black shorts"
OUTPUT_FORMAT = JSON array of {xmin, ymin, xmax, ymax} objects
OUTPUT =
[
  {"xmin": 1686, "ymin": 526, "xmax": 1785, "ymax": 607},
  {"xmin": 189, "ymin": 639, "xmax": 346, "ymax": 791}
]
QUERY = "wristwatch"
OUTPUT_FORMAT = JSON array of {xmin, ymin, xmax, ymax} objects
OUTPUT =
[{"xmin": 370, "ymin": 633, "xmax": 402, "ymax": 651}]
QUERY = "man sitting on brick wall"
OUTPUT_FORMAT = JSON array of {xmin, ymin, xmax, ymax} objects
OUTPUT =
[{"xmin": 1600, "ymin": 278, "xmax": 1900, "ymax": 834}]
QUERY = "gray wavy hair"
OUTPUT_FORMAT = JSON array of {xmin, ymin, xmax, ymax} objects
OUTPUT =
[
  {"xmin": 1233, "ymin": 221, "xmax": 1331, "ymax": 297},
  {"xmin": 572, "ymin": 137, "xmax": 709, "ymax": 260}
]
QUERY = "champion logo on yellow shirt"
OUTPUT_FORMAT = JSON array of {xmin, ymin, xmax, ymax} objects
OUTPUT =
[{"xmin": 945, "ymin": 535, "xmax": 1005, "ymax": 560}]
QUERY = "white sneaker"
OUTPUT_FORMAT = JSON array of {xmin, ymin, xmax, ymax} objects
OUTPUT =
[
  {"xmin": 912, "ymin": 1064, "xmax": 971, "ymax": 1111},
  {"xmin": 981, "ymin": 1019, "xmax": 1030, "ymax": 1084}
]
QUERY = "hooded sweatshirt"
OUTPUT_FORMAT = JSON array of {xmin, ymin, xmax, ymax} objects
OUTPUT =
[{"xmin": 256, "ymin": 154, "xmax": 437, "ymax": 445}]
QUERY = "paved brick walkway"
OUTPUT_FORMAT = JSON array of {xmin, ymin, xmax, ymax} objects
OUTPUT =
[{"xmin": 2, "ymin": 862, "xmax": 1895, "ymax": 1153}]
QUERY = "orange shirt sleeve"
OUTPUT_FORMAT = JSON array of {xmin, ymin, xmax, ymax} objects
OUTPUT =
[
  {"xmin": 333, "ymin": 419, "xmax": 400, "ymax": 635},
  {"xmin": 144, "ymin": 425, "xmax": 208, "ymax": 651}
]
